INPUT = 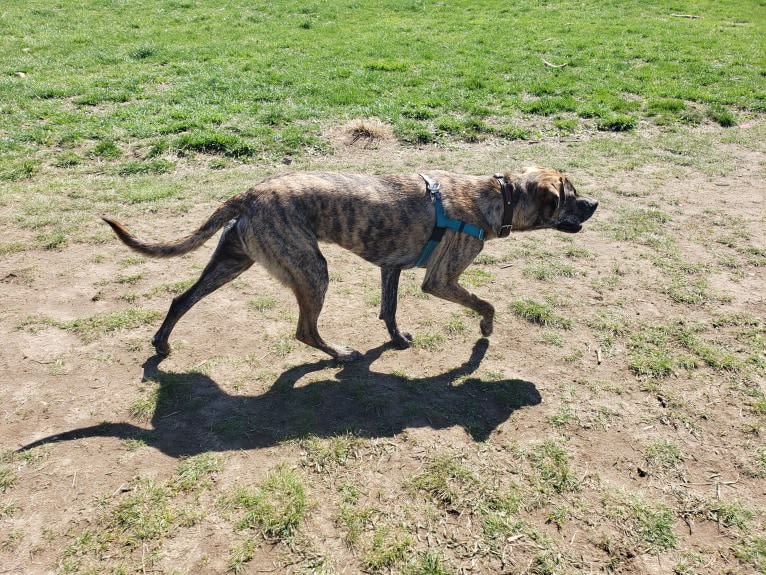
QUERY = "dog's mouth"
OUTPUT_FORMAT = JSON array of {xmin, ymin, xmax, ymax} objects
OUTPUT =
[{"xmin": 554, "ymin": 221, "xmax": 582, "ymax": 233}]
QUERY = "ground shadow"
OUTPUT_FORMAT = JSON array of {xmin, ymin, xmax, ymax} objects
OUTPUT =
[{"xmin": 19, "ymin": 339, "xmax": 541, "ymax": 457}]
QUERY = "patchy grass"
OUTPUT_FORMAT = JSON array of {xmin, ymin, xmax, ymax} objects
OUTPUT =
[
  {"xmin": 228, "ymin": 465, "xmax": 308, "ymax": 540},
  {"xmin": 509, "ymin": 298, "xmax": 572, "ymax": 330},
  {"xmin": 19, "ymin": 308, "xmax": 161, "ymax": 342}
]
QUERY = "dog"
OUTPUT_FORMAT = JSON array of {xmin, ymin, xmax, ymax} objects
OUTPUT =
[{"xmin": 102, "ymin": 167, "xmax": 597, "ymax": 361}]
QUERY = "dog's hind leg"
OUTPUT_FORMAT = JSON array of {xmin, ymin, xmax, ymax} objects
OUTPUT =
[
  {"xmin": 151, "ymin": 222, "xmax": 253, "ymax": 356},
  {"xmin": 379, "ymin": 267, "xmax": 413, "ymax": 349},
  {"xmin": 287, "ymin": 251, "xmax": 361, "ymax": 362}
]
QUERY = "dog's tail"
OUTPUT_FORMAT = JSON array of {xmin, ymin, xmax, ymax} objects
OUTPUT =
[{"xmin": 102, "ymin": 194, "xmax": 247, "ymax": 258}]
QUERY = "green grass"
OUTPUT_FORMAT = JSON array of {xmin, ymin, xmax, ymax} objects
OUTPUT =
[
  {"xmin": 645, "ymin": 440, "xmax": 682, "ymax": 469},
  {"xmin": 362, "ymin": 526, "xmax": 413, "ymax": 574},
  {"xmin": 509, "ymin": 298, "xmax": 572, "ymax": 330},
  {"xmin": 410, "ymin": 455, "xmax": 478, "ymax": 509},
  {"xmin": 300, "ymin": 432, "xmax": 361, "ymax": 472},
  {"xmin": 247, "ymin": 296, "xmax": 279, "ymax": 313},
  {"xmin": 529, "ymin": 441, "xmax": 580, "ymax": 495},
  {"xmin": 19, "ymin": 308, "xmax": 161, "ymax": 342},
  {"xmin": 61, "ymin": 457, "xmax": 223, "ymax": 573},
  {"xmin": 627, "ymin": 320, "xmax": 747, "ymax": 379},
  {"xmin": 1, "ymin": 0, "xmax": 763, "ymax": 179},
  {"xmin": 412, "ymin": 332, "xmax": 445, "ymax": 352},
  {"xmin": 0, "ymin": 465, "xmax": 18, "ymax": 493},
  {"xmin": 229, "ymin": 465, "xmax": 308, "ymax": 540}
]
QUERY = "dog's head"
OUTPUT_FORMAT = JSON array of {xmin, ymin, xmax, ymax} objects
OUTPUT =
[{"xmin": 511, "ymin": 167, "xmax": 598, "ymax": 233}]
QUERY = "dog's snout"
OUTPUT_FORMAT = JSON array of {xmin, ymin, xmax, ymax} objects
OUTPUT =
[{"xmin": 580, "ymin": 197, "xmax": 598, "ymax": 221}]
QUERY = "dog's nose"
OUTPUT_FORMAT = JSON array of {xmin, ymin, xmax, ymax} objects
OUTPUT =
[{"xmin": 575, "ymin": 197, "xmax": 598, "ymax": 222}]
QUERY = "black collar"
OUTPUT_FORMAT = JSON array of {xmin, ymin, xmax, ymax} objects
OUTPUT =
[{"xmin": 493, "ymin": 173, "xmax": 515, "ymax": 238}]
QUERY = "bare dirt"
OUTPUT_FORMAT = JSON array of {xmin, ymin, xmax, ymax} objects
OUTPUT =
[{"xmin": 1, "ymin": 127, "xmax": 764, "ymax": 574}]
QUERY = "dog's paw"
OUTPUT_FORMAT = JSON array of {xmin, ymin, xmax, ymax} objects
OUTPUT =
[
  {"xmin": 480, "ymin": 318, "xmax": 493, "ymax": 337},
  {"xmin": 391, "ymin": 331, "xmax": 413, "ymax": 350},
  {"xmin": 334, "ymin": 347, "xmax": 363, "ymax": 363}
]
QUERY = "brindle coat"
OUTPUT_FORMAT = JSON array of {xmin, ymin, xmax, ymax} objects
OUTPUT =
[{"xmin": 103, "ymin": 167, "xmax": 598, "ymax": 361}]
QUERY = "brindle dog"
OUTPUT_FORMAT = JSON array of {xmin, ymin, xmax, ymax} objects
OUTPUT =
[{"xmin": 103, "ymin": 167, "xmax": 597, "ymax": 361}]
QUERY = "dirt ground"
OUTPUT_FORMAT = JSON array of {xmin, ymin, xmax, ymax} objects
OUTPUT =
[{"xmin": 1, "ymin": 125, "xmax": 764, "ymax": 574}]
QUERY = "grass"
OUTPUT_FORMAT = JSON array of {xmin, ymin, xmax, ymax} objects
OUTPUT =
[
  {"xmin": 528, "ymin": 441, "xmax": 579, "ymax": 495},
  {"xmin": 1, "ymin": 0, "xmax": 763, "ymax": 181},
  {"xmin": 509, "ymin": 298, "xmax": 572, "ymax": 330},
  {"xmin": 229, "ymin": 465, "xmax": 308, "ymax": 540},
  {"xmin": 247, "ymin": 296, "xmax": 279, "ymax": 313},
  {"xmin": 61, "ymin": 456, "xmax": 222, "ymax": 573},
  {"xmin": 627, "ymin": 320, "xmax": 748, "ymax": 379},
  {"xmin": 300, "ymin": 432, "xmax": 361, "ymax": 472},
  {"xmin": 410, "ymin": 455, "xmax": 478, "ymax": 510},
  {"xmin": 645, "ymin": 440, "xmax": 682, "ymax": 470},
  {"xmin": 19, "ymin": 308, "xmax": 161, "ymax": 342}
]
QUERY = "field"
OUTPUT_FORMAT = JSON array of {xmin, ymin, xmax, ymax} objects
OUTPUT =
[{"xmin": 1, "ymin": 1, "xmax": 765, "ymax": 574}]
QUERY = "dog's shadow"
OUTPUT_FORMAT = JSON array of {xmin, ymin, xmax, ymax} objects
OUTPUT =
[{"xmin": 19, "ymin": 339, "xmax": 541, "ymax": 457}]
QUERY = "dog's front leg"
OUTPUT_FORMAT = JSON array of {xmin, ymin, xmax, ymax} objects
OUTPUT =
[
  {"xmin": 422, "ymin": 269, "xmax": 495, "ymax": 337},
  {"xmin": 379, "ymin": 267, "xmax": 413, "ymax": 349}
]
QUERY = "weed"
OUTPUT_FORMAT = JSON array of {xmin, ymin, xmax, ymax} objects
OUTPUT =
[
  {"xmin": 174, "ymin": 131, "xmax": 257, "ymax": 158},
  {"xmin": 116, "ymin": 159, "xmax": 175, "ymax": 176},
  {"xmin": 628, "ymin": 324, "xmax": 675, "ymax": 378},
  {"xmin": 536, "ymin": 330, "xmax": 564, "ymax": 347},
  {"xmin": 213, "ymin": 414, "xmax": 249, "ymax": 440},
  {"xmin": 664, "ymin": 276, "xmax": 710, "ymax": 305},
  {"xmin": 115, "ymin": 273, "xmax": 143, "ymax": 285},
  {"xmin": 92, "ymin": 140, "xmax": 121, "ymax": 159},
  {"xmin": 337, "ymin": 491, "xmax": 375, "ymax": 549},
  {"xmin": 128, "ymin": 389, "xmax": 158, "ymax": 422},
  {"xmin": 107, "ymin": 479, "xmax": 175, "ymax": 549},
  {"xmin": 597, "ymin": 114, "xmax": 637, "ymax": 132},
  {"xmin": 0, "ymin": 501, "xmax": 18, "ymax": 519},
  {"xmin": 554, "ymin": 117, "xmax": 578, "ymax": 134},
  {"xmin": 147, "ymin": 278, "xmax": 195, "ymax": 297},
  {"xmin": 603, "ymin": 207, "xmax": 671, "ymax": 245},
  {"xmin": 708, "ymin": 105, "xmax": 736, "ymax": 127},
  {"xmin": 0, "ymin": 530, "xmax": 23, "ymax": 552}
]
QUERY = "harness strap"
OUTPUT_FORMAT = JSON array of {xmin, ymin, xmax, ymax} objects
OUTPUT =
[{"xmin": 413, "ymin": 174, "xmax": 485, "ymax": 268}]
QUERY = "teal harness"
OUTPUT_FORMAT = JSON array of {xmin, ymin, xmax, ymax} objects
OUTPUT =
[{"xmin": 413, "ymin": 174, "xmax": 485, "ymax": 268}]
